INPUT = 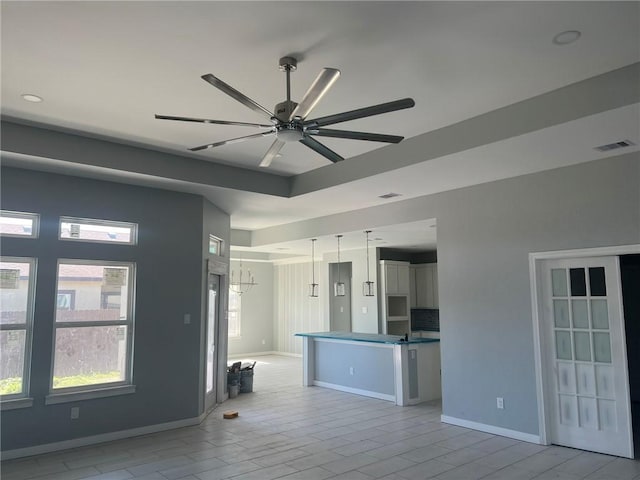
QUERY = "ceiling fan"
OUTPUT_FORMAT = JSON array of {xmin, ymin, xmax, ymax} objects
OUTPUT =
[{"xmin": 156, "ymin": 56, "xmax": 415, "ymax": 168}]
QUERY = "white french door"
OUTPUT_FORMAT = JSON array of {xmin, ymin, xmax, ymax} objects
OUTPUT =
[{"xmin": 540, "ymin": 256, "xmax": 633, "ymax": 458}]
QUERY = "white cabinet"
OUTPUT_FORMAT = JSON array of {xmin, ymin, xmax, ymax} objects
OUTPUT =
[
  {"xmin": 410, "ymin": 263, "xmax": 439, "ymax": 308},
  {"xmin": 380, "ymin": 261, "xmax": 411, "ymax": 335},
  {"xmin": 384, "ymin": 262, "xmax": 410, "ymax": 294}
]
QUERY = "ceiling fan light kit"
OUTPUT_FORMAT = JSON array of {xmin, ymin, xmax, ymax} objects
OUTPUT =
[{"xmin": 156, "ymin": 56, "xmax": 415, "ymax": 168}]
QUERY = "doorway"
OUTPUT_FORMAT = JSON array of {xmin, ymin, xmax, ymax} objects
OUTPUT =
[
  {"xmin": 533, "ymin": 249, "xmax": 637, "ymax": 458},
  {"xmin": 204, "ymin": 272, "xmax": 220, "ymax": 412},
  {"xmin": 329, "ymin": 262, "xmax": 352, "ymax": 331}
]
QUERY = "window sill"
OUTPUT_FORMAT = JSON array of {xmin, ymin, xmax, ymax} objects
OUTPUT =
[
  {"xmin": 1, "ymin": 397, "xmax": 34, "ymax": 411},
  {"xmin": 45, "ymin": 385, "xmax": 136, "ymax": 405}
]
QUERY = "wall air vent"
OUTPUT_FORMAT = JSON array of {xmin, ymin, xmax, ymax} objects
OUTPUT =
[
  {"xmin": 594, "ymin": 140, "xmax": 635, "ymax": 152},
  {"xmin": 378, "ymin": 192, "xmax": 402, "ymax": 199}
]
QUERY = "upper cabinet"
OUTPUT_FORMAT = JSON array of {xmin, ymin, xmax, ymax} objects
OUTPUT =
[
  {"xmin": 384, "ymin": 261, "xmax": 410, "ymax": 294},
  {"xmin": 410, "ymin": 263, "xmax": 439, "ymax": 309}
]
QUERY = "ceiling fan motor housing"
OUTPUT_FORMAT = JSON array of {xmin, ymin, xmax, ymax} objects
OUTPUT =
[{"xmin": 274, "ymin": 100, "xmax": 298, "ymax": 122}]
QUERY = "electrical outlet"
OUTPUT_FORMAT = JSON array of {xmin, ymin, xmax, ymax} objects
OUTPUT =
[
  {"xmin": 496, "ymin": 397, "xmax": 504, "ymax": 409},
  {"xmin": 70, "ymin": 406, "xmax": 80, "ymax": 419},
  {"xmin": 349, "ymin": 367, "xmax": 354, "ymax": 375},
  {"xmin": 362, "ymin": 306, "xmax": 368, "ymax": 314},
  {"xmin": 261, "ymin": 339, "xmax": 266, "ymax": 345},
  {"xmin": 183, "ymin": 313, "xmax": 191, "ymax": 325}
]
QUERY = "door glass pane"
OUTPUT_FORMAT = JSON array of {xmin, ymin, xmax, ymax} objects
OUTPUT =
[
  {"xmin": 591, "ymin": 299, "xmax": 609, "ymax": 329},
  {"xmin": 551, "ymin": 269, "xmax": 567, "ymax": 296},
  {"xmin": 574, "ymin": 331, "xmax": 591, "ymax": 361},
  {"xmin": 598, "ymin": 399, "xmax": 617, "ymax": 432},
  {"xmin": 578, "ymin": 397, "xmax": 598, "ymax": 430},
  {"xmin": 576, "ymin": 363, "xmax": 596, "ymax": 395},
  {"xmin": 595, "ymin": 365, "xmax": 615, "ymax": 398},
  {"xmin": 553, "ymin": 300, "xmax": 570, "ymax": 328},
  {"xmin": 570, "ymin": 268, "xmax": 587, "ymax": 296},
  {"xmin": 52, "ymin": 326, "xmax": 127, "ymax": 389},
  {"xmin": 0, "ymin": 330, "xmax": 26, "ymax": 395},
  {"xmin": 555, "ymin": 330, "xmax": 572, "ymax": 360},
  {"xmin": 588, "ymin": 267, "xmax": 606, "ymax": 296},
  {"xmin": 557, "ymin": 362, "xmax": 575, "ymax": 394},
  {"xmin": 571, "ymin": 300, "xmax": 588, "ymax": 329},
  {"xmin": 206, "ymin": 286, "xmax": 217, "ymax": 394},
  {"xmin": 593, "ymin": 332, "xmax": 612, "ymax": 363}
]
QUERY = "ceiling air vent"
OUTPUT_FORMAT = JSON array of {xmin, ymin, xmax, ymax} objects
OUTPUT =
[
  {"xmin": 379, "ymin": 192, "xmax": 402, "ymax": 199},
  {"xmin": 594, "ymin": 140, "xmax": 635, "ymax": 152}
]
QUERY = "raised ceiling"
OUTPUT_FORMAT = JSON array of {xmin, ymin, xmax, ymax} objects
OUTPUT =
[{"xmin": 1, "ymin": 1, "xmax": 639, "ymax": 252}]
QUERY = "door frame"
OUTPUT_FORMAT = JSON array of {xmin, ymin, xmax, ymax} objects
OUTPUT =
[
  {"xmin": 205, "ymin": 258, "xmax": 229, "ymax": 410},
  {"xmin": 529, "ymin": 244, "xmax": 640, "ymax": 448}
]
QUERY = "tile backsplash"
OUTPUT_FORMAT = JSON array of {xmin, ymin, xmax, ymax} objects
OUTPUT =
[{"xmin": 411, "ymin": 308, "xmax": 440, "ymax": 331}]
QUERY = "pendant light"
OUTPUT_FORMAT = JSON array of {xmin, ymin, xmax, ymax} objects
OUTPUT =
[
  {"xmin": 363, "ymin": 230, "xmax": 375, "ymax": 296},
  {"xmin": 334, "ymin": 234, "xmax": 345, "ymax": 296},
  {"xmin": 309, "ymin": 238, "xmax": 319, "ymax": 297}
]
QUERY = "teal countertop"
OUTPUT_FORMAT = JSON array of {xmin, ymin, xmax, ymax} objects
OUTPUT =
[{"xmin": 295, "ymin": 331, "xmax": 440, "ymax": 345}]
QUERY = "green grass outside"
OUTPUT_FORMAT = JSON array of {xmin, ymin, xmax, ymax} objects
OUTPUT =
[{"xmin": 0, "ymin": 371, "xmax": 122, "ymax": 395}]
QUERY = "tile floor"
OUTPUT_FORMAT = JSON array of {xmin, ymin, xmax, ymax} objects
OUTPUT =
[{"xmin": 2, "ymin": 355, "xmax": 639, "ymax": 480}]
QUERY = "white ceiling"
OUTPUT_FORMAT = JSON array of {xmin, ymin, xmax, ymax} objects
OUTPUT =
[{"xmin": 1, "ymin": 1, "xmax": 639, "ymax": 254}]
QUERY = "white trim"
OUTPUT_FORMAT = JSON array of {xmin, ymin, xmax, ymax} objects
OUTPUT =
[
  {"xmin": 441, "ymin": 415, "xmax": 542, "ymax": 444},
  {"xmin": 528, "ymin": 243, "xmax": 639, "ymax": 452},
  {"xmin": 530, "ymin": 244, "xmax": 640, "ymax": 261},
  {"xmin": 227, "ymin": 351, "xmax": 303, "ymax": 359},
  {"xmin": 0, "ymin": 397, "xmax": 34, "ymax": 411},
  {"xmin": 45, "ymin": 385, "xmax": 136, "ymax": 405},
  {"xmin": 313, "ymin": 380, "xmax": 396, "ymax": 403},
  {"xmin": 0, "ymin": 412, "xmax": 208, "ymax": 460}
]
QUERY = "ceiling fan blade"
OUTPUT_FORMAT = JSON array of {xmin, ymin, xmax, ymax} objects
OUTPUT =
[
  {"xmin": 189, "ymin": 130, "xmax": 275, "ymax": 152},
  {"xmin": 289, "ymin": 68, "xmax": 340, "ymax": 121},
  {"xmin": 155, "ymin": 114, "xmax": 273, "ymax": 128},
  {"xmin": 308, "ymin": 128, "xmax": 404, "ymax": 143},
  {"xmin": 305, "ymin": 98, "xmax": 415, "ymax": 128},
  {"xmin": 300, "ymin": 136, "xmax": 344, "ymax": 163},
  {"xmin": 201, "ymin": 74, "xmax": 274, "ymax": 121},
  {"xmin": 259, "ymin": 139, "xmax": 286, "ymax": 168}
]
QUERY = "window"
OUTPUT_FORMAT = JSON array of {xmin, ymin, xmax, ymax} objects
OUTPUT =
[
  {"xmin": 0, "ymin": 211, "xmax": 39, "ymax": 238},
  {"xmin": 52, "ymin": 260, "xmax": 135, "ymax": 392},
  {"xmin": 209, "ymin": 235, "xmax": 222, "ymax": 255},
  {"xmin": 59, "ymin": 217, "xmax": 137, "ymax": 245},
  {"xmin": 0, "ymin": 258, "xmax": 36, "ymax": 397},
  {"xmin": 228, "ymin": 289, "xmax": 241, "ymax": 338}
]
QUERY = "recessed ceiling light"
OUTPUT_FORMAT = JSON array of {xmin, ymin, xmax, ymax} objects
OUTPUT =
[
  {"xmin": 552, "ymin": 30, "xmax": 581, "ymax": 46},
  {"xmin": 21, "ymin": 94, "xmax": 43, "ymax": 103},
  {"xmin": 378, "ymin": 192, "xmax": 402, "ymax": 199}
]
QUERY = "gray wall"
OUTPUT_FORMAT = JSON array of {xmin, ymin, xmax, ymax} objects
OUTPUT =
[
  {"xmin": 435, "ymin": 154, "xmax": 639, "ymax": 435},
  {"xmin": 0, "ymin": 167, "xmax": 229, "ymax": 451},
  {"xmin": 227, "ymin": 260, "xmax": 274, "ymax": 356}
]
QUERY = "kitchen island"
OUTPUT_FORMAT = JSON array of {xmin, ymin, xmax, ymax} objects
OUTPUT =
[{"xmin": 294, "ymin": 332, "xmax": 441, "ymax": 406}]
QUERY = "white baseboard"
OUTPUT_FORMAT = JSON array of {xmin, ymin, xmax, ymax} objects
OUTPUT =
[
  {"xmin": 441, "ymin": 415, "xmax": 542, "ymax": 444},
  {"xmin": 313, "ymin": 380, "xmax": 396, "ymax": 403},
  {"xmin": 227, "ymin": 351, "xmax": 302, "ymax": 359},
  {"xmin": 228, "ymin": 350, "xmax": 278, "ymax": 359},
  {"xmin": 1, "ymin": 412, "xmax": 208, "ymax": 460}
]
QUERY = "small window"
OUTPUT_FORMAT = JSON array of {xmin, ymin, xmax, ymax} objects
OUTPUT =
[
  {"xmin": 0, "ymin": 257, "xmax": 36, "ymax": 398},
  {"xmin": 228, "ymin": 289, "xmax": 241, "ymax": 338},
  {"xmin": 0, "ymin": 211, "xmax": 39, "ymax": 238},
  {"xmin": 52, "ymin": 260, "xmax": 135, "ymax": 391},
  {"xmin": 209, "ymin": 235, "xmax": 222, "ymax": 255},
  {"xmin": 59, "ymin": 217, "xmax": 137, "ymax": 245}
]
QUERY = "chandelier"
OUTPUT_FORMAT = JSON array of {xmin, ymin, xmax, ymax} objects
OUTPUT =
[{"xmin": 230, "ymin": 260, "xmax": 257, "ymax": 295}]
